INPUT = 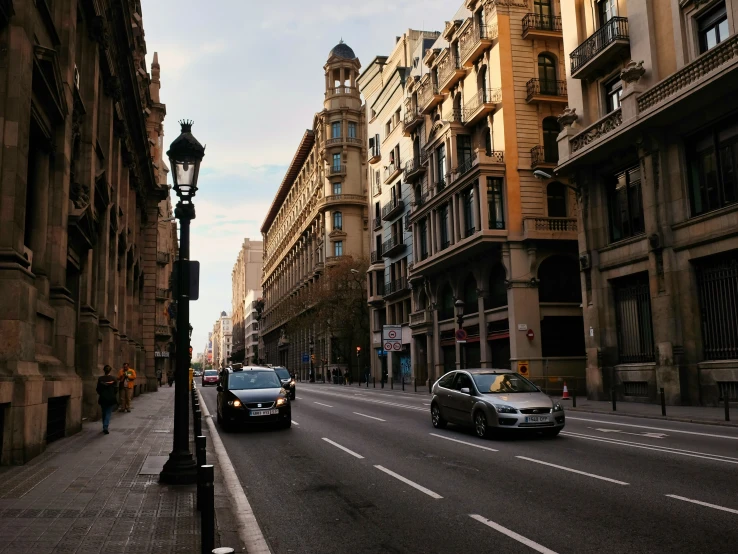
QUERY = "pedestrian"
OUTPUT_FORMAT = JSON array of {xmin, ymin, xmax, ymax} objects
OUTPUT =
[
  {"xmin": 97, "ymin": 365, "xmax": 117, "ymax": 434},
  {"xmin": 117, "ymin": 362, "xmax": 137, "ymax": 412},
  {"xmin": 156, "ymin": 367, "xmax": 163, "ymax": 387}
]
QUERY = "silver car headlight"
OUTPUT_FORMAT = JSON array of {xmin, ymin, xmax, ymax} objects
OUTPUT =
[
  {"xmin": 494, "ymin": 405, "xmax": 517, "ymax": 414},
  {"xmin": 553, "ymin": 403, "xmax": 563, "ymax": 412}
]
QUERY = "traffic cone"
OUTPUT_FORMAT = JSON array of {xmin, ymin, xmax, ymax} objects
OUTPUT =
[{"xmin": 561, "ymin": 382, "xmax": 571, "ymax": 400}]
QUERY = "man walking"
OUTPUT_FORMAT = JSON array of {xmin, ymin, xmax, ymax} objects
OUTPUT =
[
  {"xmin": 97, "ymin": 365, "xmax": 117, "ymax": 434},
  {"xmin": 118, "ymin": 362, "xmax": 136, "ymax": 412}
]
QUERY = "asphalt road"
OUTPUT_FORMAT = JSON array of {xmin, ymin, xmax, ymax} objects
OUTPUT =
[{"xmin": 200, "ymin": 382, "xmax": 738, "ymax": 554}]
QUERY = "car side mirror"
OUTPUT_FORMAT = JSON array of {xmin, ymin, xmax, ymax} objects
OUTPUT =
[
  {"xmin": 216, "ymin": 385, "xmax": 223, "ymax": 392},
  {"xmin": 460, "ymin": 387, "xmax": 471, "ymax": 394}
]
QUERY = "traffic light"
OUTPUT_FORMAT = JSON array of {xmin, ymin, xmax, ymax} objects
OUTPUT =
[
  {"xmin": 188, "ymin": 347, "xmax": 193, "ymax": 359},
  {"xmin": 356, "ymin": 346, "xmax": 361, "ymax": 358}
]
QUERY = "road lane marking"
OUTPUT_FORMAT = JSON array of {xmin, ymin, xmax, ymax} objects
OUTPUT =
[
  {"xmin": 353, "ymin": 412, "xmax": 386, "ymax": 422},
  {"xmin": 516, "ymin": 456, "xmax": 629, "ymax": 485},
  {"xmin": 567, "ymin": 416, "xmax": 738, "ymax": 440},
  {"xmin": 322, "ymin": 438, "xmax": 364, "ymax": 459},
  {"xmin": 562, "ymin": 431, "xmax": 738, "ymax": 464},
  {"xmin": 314, "ymin": 402, "xmax": 334, "ymax": 408},
  {"xmin": 469, "ymin": 514, "xmax": 558, "ymax": 554},
  {"xmin": 590, "ymin": 427, "xmax": 667, "ymax": 439},
  {"xmin": 430, "ymin": 433, "xmax": 499, "ymax": 452},
  {"xmin": 304, "ymin": 391, "xmax": 426, "ymax": 411},
  {"xmin": 291, "ymin": 420, "xmax": 299, "ymax": 426},
  {"xmin": 374, "ymin": 465, "xmax": 443, "ymax": 499},
  {"xmin": 665, "ymin": 494, "xmax": 738, "ymax": 515}
]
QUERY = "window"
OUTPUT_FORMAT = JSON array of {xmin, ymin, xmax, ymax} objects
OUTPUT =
[
  {"xmin": 537, "ymin": 54, "xmax": 557, "ymax": 95},
  {"xmin": 687, "ymin": 116, "xmax": 738, "ymax": 217},
  {"xmin": 546, "ymin": 181, "xmax": 567, "ymax": 217},
  {"xmin": 333, "ymin": 211, "xmax": 343, "ymax": 230},
  {"xmin": 696, "ymin": 253, "xmax": 738, "ymax": 360},
  {"xmin": 438, "ymin": 371, "xmax": 456, "ymax": 389},
  {"xmin": 608, "ymin": 165, "xmax": 644, "ymax": 242},
  {"xmin": 331, "ymin": 121, "xmax": 341, "ymax": 138},
  {"xmin": 332, "ymin": 153, "xmax": 341, "ymax": 171},
  {"xmin": 485, "ymin": 263, "xmax": 507, "ymax": 310},
  {"xmin": 463, "ymin": 275, "xmax": 478, "ymax": 314},
  {"xmin": 463, "ymin": 188, "xmax": 475, "ymax": 236},
  {"xmin": 333, "ymin": 182, "xmax": 342, "ymax": 195},
  {"xmin": 437, "ymin": 144, "xmax": 447, "ymax": 187},
  {"xmin": 419, "ymin": 219, "xmax": 428, "ymax": 260},
  {"xmin": 534, "ymin": 0, "xmax": 552, "ymax": 18},
  {"xmin": 453, "ymin": 372, "xmax": 474, "ymax": 391},
  {"xmin": 334, "ymin": 241, "xmax": 343, "ymax": 256},
  {"xmin": 348, "ymin": 122, "xmax": 357, "ymax": 138},
  {"xmin": 487, "ymin": 177, "xmax": 505, "ymax": 229},
  {"xmin": 538, "ymin": 255, "xmax": 581, "ymax": 303},
  {"xmin": 542, "ymin": 117, "xmax": 560, "ymax": 163},
  {"xmin": 598, "ymin": 0, "xmax": 616, "ymax": 26},
  {"xmin": 439, "ymin": 204, "xmax": 450, "ymax": 248},
  {"xmin": 604, "ymin": 77, "xmax": 622, "ymax": 114},
  {"xmin": 698, "ymin": 3, "xmax": 729, "ymax": 53},
  {"xmin": 613, "ymin": 274, "xmax": 655, "ymax": 363},
  {"xmin": 439, "ymin": 284, "xmax": 454, "ymax": 320},
  {"xmin": 457, "ymin": 134, "xmax": 473, "ymax": 172}
]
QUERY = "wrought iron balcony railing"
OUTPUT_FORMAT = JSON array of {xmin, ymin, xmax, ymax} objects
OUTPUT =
[
  {"xmin": 381, "ymin": 197, "xmax": 404, "ymax": 221},
  {"xmin": 525, "ymin": 78, "xmax": 567, "ymax": 101},
  {"xmin": 522, "ymin": 13, "xmax": 562, "ymax": 36},
  {"xmin": 530, "ymin": 145, "xmax": 558, "ymax": 167},
  {"xmin": 570, "ymin": 17, "xmax": 629, "ymax": 75}
]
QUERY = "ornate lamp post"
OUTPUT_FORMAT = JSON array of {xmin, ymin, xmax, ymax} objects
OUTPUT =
[
  {"xmin": 455, "ymin": 299, "xmax": 466, "ymax": 370},
  {"xmin": 160, "ymin": 120, "xmax": 205, "ymax": 485}
]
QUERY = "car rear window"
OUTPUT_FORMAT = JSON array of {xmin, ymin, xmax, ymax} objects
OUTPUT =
[
  {"xmin": 204, "ymin": 370, "xmax": 218, "ymax": 376},
  {"xmin": 274, "ymin": 368, "xmax": 290, "ymax": 380}
]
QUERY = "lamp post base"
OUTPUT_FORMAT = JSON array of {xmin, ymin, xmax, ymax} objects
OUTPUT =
[{"xmin": 159, "ymin": 451, "xmax": 198, "ymax": 485}]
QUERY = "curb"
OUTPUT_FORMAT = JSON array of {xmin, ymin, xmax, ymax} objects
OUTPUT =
[
  {"xmin": 564, "ymin": 407, "xmax": 738, "ymax": 428},
  {"xmin": 198, "ymin": 388, "xmax": 273, "ymax": 554}
]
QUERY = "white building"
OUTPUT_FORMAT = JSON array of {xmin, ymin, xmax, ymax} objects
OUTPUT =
[
  {"xmin": 217, "ymin": 311, "xmax": 233, "ymax": 368},
  {"xmin": 244, "ymin": 289, "xmax": 263, "ymax": 364}
]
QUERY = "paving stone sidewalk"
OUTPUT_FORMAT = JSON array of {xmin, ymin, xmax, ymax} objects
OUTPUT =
[{"xmin": 0, "ymin": 386, "xmax": 243, "ymax": 554}]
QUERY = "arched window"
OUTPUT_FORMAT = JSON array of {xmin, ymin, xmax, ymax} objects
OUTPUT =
[
  {"xmin": 477, "ymin": 65, "xmax": 489, "ymax": 100},
  {"xmin": 438, "ymin": 283, "xmax": 455, "ymax": 320},
  {"xmin": 485, "ymin": 263, "xmax": 508, "ymax": 310},
  {"xmin": 538, "ymin": 255, "xmax": 582, "ymax": 303},
  {"xmin": 542, "ymin": 117, "xmax": 560, "ymax": 164},
  {"xmin": 417, "ymin": 290, "xmax": 428, "ymax": 311},
  {"xmin": 462, "ymin": 274, "xmax": 478, "ymax": 314},
  {"xmin": 452, "ymin": 93, "xmax": 462, "ymax": 122},
  {"xmin": 547, "ymin": 182, "xmax": 567, "ymax": 217},
  {"xmin": 333, "ymin": 211, "xmax": 342, "ymax": 230},
  {"xmin": 537, "ymin": 54, "xmax": 557, "ymax": 95}
]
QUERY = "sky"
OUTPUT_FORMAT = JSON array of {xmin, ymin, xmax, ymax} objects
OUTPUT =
[{"xmin": 142, "ymin": 0, "xmax": 452, "ymax": 354}]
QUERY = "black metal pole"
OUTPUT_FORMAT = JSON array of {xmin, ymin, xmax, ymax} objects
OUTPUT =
[
  {"xmin": 200, "ymin": 465, "xmax": 215, "ymax": 554},
  {"xmin": 660, "ymin": 388, "xmax": 666, "ymax": 416},
  {"xmin": 572, "ymin": 392, "xmax": 577, "ymax": 408},
  {"xmin": 725, "ymin": 397, "xmax": 730, "ymax": 422},
  {"xmin": 160, "ymin": 203, "xmax": 197, "ymax": 485},
  {"xmin": 611, "ymin": 387, "xmax": 617, "ymax": 412}
]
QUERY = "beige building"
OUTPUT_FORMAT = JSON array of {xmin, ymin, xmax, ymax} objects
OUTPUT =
[
  {"xmin": 211, "ymin": 318, "xmax": 221, "ymax": 369},
  {"xmin": 556, "ymin": 0, "xmax": 738, "ymax": 405},
  {"xmin": 244, "ymin": 288, "xmax": 264, "ymax": 364},
  {"xmin": 261, "ymin": 41, "xmax": 368, "ymax": 372},
  {"xmin": 358, "ymin": 30, "xmax": 442, "ymax": 384},
  {"xmin": 400, "ymin": 0, "xmax": 584, "ymax": 389},
  {"xmin": 231, "ymin": 238, "xmax": 263, "ymax": 362},
  {"xmin": 0, "ymin": 2, "xmax": 171, "ymax": 464}
]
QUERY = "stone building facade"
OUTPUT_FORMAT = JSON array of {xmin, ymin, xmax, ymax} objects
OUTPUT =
[
  {"xmin": 261, "ymin": 42, "xmax": 368, "ymax": 373},
  {"xmin": 0, "ymin": 1, "xmax": 171, "ymax": 464},
  {"xmin": 397, "ymin": 0, "xmax": 584, "ymax": 389},
  {"xmin": 244, "ymin": 288, "xmax": 263, "ymax": 364},
  {"xmin": 231, "ymin": 238, "xmax": 262, "ymax": 362},
  {"xmin": 556, "ymin": 0, "xmax": 738, "ymax": 405},
  {"xmin": 358, "ymin": 30, "xmax": 442, "ymax": 384}
]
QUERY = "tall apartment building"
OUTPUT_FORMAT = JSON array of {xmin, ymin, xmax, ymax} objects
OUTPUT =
[
  {"xmin": 556, "ymin": 0, "xmax": 738, "ymax": 405},
  {"xmin": 401, "ymin": 0, "xmax": 584, "ymax": 387},
  {"xmin": 211, "ymin": 318, "xmax": 221, "ymax": 368},
  {"xmin": 358, "ymin": 30, "xmax": 442, "ymax": 384},
  {"xmin": 218, "ymin": 312, "xmax": 233, "ymax": 367},
  {"xmin": 0, "ymin": 2, "xmax": 170, "ymax": 464},
  {"xmin": 244, "ymin": 288, "xmax": 264, "ymax": 364},
  {"xmin": 231, "ymin": 238, "xmax": 263, "ymax": 362},
  {"xmin": 261, "ymin": 42, "xmax": 368, "ymax": 371}
]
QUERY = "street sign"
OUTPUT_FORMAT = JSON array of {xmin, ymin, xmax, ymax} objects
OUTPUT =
[
  {"xmin": 302, "ymin": 353, "xmax": 309, "ymax": 363},
  {"xmin": 382, "ymin": 325, "xmax": 402, "ymax": 353},
  {"xmin": 455, "ymin": 328, "xmax": 468, "ymax": 343},
  {"xmin": 517, "ymin": 360, "xmax": 529, "ymax": 376}
]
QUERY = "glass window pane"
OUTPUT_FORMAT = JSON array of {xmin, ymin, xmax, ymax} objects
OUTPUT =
[{"xmin": 718, "ymin": 19, "xmax": 729, "ymax": 43}]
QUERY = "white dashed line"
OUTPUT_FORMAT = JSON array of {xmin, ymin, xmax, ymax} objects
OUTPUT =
[
  {"xmin": 430, "ymin": 433, "xmax": 498, "ymax": 452},
  {"xmin": 353, "ymin": 412, "xmax": 386, "ymax": 422},
  {"xmin": 567, "ymin": 417, "xmax": 738, "ymax": 440},
  {"xmin": 516, "ymin": 456, "xmax": 629, "ymax": 485},
  {"xmin": 666, "ymin": 495, "xmax": 738, "ymax": 515},
  {"xmin": 470, "ymin": 515, "xmax": 558, "ymax": 554},
  {"xmin": 291, "ymin": 420, "xmax": 299, "ymax": 426},
  {"xmin": 314, "ymin": 402, "xmax": 334, "ymax": 408},
  {"xmin": 321, "ymin": 438, "xmax": 365, "ymax": 459},
  {"xmin": 373, "ymin": 465, "xmax": 443, "ymax": 499}
]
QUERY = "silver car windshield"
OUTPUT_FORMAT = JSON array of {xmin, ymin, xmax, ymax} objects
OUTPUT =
[{"xmin": 472, "ymin": 373, "xmax": 539, "ymax": 393}]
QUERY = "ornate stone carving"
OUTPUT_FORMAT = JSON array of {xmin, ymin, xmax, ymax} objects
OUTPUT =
[
  {"xmin": 557, "ymin": 106, "xmax": 578, "ymax": 128},
  {"xmin": 571, "ymin": 109, "xmax": 623, "ymax": 153},
  {"xmin": 620, "ymin": 60, "xmax": 645, "ymax": 84},
  {"xmin": 70, "ymin": 181, "xmax": 90, "ymax": 210},
  {"xmin": 104, "ymin": 75, "xmax": 122, "ymax": 101}
]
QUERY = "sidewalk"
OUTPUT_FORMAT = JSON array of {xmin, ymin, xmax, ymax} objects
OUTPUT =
[{"xmin": 0, "ymin": 385, "xmax": 242, "ymax": 554}]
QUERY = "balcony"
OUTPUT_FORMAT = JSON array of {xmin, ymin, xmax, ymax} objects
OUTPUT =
[
  {"xmin": 384, "ymin": 277, "xmax": 408, "ymax": 298},
  {"xmin": 368, "ymin": 145, "xmax": 381, "ymax": 164},
  {"xmin": 382, "ymin": 235, "xmax": 406, "ymax": 258},
  {"xmin": 370, "ymin": 250, "xmax": 383, "ymax": 264},
  {"xmin": 155, "ymin": 325, "xmax": 171, "ymax": 337},
  {"xmin": 454, "ymin": 156, "xmax": 474, "ymax": 179},
  {"xmin": 523, "ymin": 217, "xmax": 578, "ymax": 241},
  {"xmin": 381, "ymin": 197, "xmax": 405, "ymax": 221},
  {"xmin": 437, "ymin": 51, "xmax": 466, "ymax": 93},
  {"xmin": 325, "ymin": 85, "xmax": 358, "ymax": 99},
  {"xmin": 409, "ymin": 310, "xmax": 430, "ymax": 328},
  {"xmin": 418, "ymin": 76, "xmax": 444, "ymax": 115},
  {"xmin": 373, "ymin": 216, "xmax": 382, "ymax": 231},
  {"xmin": 459, "ymin": 23, "xmax": 497, "ymax": 68},
  {"xmin": 319, "ymin": 193, "xmax": 367, "ymax": 209},
  {"xmin": 369, "ymin": 280, "xmax": 385, "ymax": 304},
  {"xmin": 325, "ymin": 255, "xmax": 348, "ymax": 265},
  {"xmin": 326, "ymin": 136, "xmax": 363, "ymax": 148},
  {"xmin": 525, "ymin": 78, "xmax": 567, "ymax": 103},
  {"xmin": 463, "ymin": 88, "xmax": 501, "ymax": 126},
  {"xmin": 444, "ymin": 106, "xmax": 464, "ymax": 124},
  {"xmin": 403, "ymin": 107, "xmax": 424, "ymax": 136},
  {"xmin": 156, "ymin": 251, "xmax": 170, "ymax": 264},
  {"xmin": 530, "ymin": 145, "xmax": 558, "ymax": 169},
  {"xmin": 404, "ymin": 155, "xmax": 427, "ymax": 182},
  {"xmin": 156, "ymin": 287, "xmax": 170, "ymax": 300},
  {"xmin": 329, "ymin": 164, "xmax": 347, "ymax": 176},
  {"xmin": 522, "ymin": 13, "xmax": 562, "ymax": 40},
  {"xmin": 437, "ymin": 179, "xmax": 447, "ymax": 193},
  {"xmin": 383, "ymin": 162, "xmax": 402, "ymax": 184},
  {"xmin": 570, "ymin": 17, "xmax": 629, "ymax": 80},
  {"xmin": 412, "ymin": 192, "xmax": 428, "ymax": 211}
]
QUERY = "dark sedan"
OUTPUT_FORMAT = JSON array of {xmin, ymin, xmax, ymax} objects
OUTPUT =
[
  {"xmin": 216, "ymin": 367, "xmax": 291, "ymax": 431},
  {"xmin": 273, "ymin": 366, "xmax": 296, "ymax": 400}
]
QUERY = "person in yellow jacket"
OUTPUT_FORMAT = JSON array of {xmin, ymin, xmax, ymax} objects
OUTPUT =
[{"xmin": 118, "ymin": 362, "xmax": 136, "ymax": 412}]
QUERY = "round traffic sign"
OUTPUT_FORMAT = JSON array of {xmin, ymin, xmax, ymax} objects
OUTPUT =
[
  {"xmin": 388, "ymin": 330, "xmax": 397, "ymax": 339},
  {"xmin": 392, "ymin": 342, "xmax": 402, "ymax": 351},
  {"xmin": 455, "ymin": 328, "xmax": 468, "ymax": 341},
  {"xmin": 384, "ymin": 343, "xmax": 393, "ymax": 351}
]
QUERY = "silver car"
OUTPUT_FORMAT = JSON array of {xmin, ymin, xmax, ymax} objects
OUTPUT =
[{"xmin": 430, "ymin": 369, "xmax": 565, "ymax": 438}]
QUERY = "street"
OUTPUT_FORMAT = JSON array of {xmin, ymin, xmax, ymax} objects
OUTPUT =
[{"xmin": 200, "ymin": 383, "xmax": 738, "ymax": 554}]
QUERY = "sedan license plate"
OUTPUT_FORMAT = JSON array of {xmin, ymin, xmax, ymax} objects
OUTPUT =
[
  {"xmin": 525, "ymin": 415, "xmax": 551, "ymax": 423},
  {"xmin": 250, "ymin": 409, "xmax": 279, "ymax": 417}
]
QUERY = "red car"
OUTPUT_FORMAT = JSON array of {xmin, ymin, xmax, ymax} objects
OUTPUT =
[{"xmin": 202, "ymin": 369, "xmax": 219, "ymax": 386}]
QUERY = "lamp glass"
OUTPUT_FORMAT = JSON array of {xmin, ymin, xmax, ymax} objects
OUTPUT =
[{"xmin": 454, "ymin": 299, "xmax": 465, "ymax": 319}]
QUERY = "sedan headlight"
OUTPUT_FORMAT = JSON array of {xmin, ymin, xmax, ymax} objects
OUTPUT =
[
  {"xmin": 493, "ymin": 405, "xmax": 517, "ymax": 414},
  {"xmin": 290, "ymin": 379, "xmax": 295, "ymax": 386},
  {"xmin": 553, "ymin": 403, "xmax": 563, "ymax": 412},
  {"xmin": 275, "ymin": 397, "xmax": 287, "ymax": 407},
  {"xmin": 228, "ymin": 399, "xmax": 242, "ymax": 408}
]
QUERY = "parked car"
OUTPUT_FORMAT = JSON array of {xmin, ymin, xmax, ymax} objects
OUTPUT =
[
  {"xmin": 216, "ymin": 366, "xmax": 291, "ymax": 431},
  {"xmin": 201, "ymin": 369, "xmax": 219, "ymax": 387},
  {"xmin": 272, "ymin": 366, "xmax": 296, "ymax": 400},
  {"xmin": 430, "ymin": 369, "xmax": 565, "ymax": 438}
]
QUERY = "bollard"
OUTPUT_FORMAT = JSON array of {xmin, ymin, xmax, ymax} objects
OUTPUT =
[
  {"xmin": 660, "ymin": 388, "xmax": 666, "ymax": 416},
  {"xmin": 414, "ymin": 380, "xmax": 417, "ymax": 393},
  {"xmin": 391, "ymin": 376, "xmax": 393, "ymax": 390},
  {"xmin": 611, "ymin": 387, "xmax": 617, "ymax": 412},
  {"xmin": 212, "ymin": 549, "xmax": 235, "ymax": 554},
  {"xmin": 201, "ymin": 465, "xmax": 215, "ymax": 554},
  {"xmin": 373, "ymin": 377, "xmax": 376, "ymax": 388},
  {"xmin": 402, "ymin": 378, "xmax": 405, "ymax": 391},
  {"xmin": 194, "ymin": 409, "xmax": 202, "ymax": 438},
  {"xmin": 196, "ymin": 436, "xmax": 206, "ymax": 511},
  {"xmin": 195, "ymin": 435, "xmax": 207, "ymax": 467},
  {"xmin": 726, "ymin": 397, "xmax": 731, "ymax": 422},
  {"xmin": 381, "ymin": 378, "xmax": 384, "ymax": 389}
]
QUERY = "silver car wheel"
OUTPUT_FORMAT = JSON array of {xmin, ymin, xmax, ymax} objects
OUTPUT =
[
  {"xmin": 474, "ymin": 411, "xmax": 487, "ymax": 438},
  {"xmin": 432, "ymin": 405, "xmax": 440, "ymax": 427}
]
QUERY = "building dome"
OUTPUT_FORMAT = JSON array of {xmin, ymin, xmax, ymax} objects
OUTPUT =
[
  {"xmin": 220, "ymin": 311, "xmax": 227, "ymax": 317},
  {"xmin": 329, "ymin": 40, "xmax": 356, "ymax": 60}
]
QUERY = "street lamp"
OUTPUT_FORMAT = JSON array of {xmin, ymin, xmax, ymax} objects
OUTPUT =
[
  {"xmin": 455, "ymin": 299, "xmax": 466, "ymax": 370},
  {"xmin": 160, "ymin": 120, "xmax": 205, "ymax": 486},
  {"xmin": 309, "ymin": 337, "xmax": 315, "ymax": 383}
]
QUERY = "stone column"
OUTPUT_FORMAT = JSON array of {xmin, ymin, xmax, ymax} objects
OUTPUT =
[{"xmin": 28, "ymin": 148, "xmax": 51, "ymax": 283}]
